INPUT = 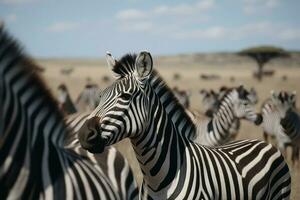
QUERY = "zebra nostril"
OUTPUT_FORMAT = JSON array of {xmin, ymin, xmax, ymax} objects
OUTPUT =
[
  {"xmin": 86, "ymin": 131, "xmax": 99, "ymax": 143},
  {"xmin": 78, "ymin": 130, "xmax": 106, "ymax": 154},
  {"xmin": 254, "ymin": 114, "xmax": 263, "ymax": 125}
]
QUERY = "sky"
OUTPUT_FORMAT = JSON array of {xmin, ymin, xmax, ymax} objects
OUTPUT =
[{"xmin": 0, "ymin": 0, "xmax": 299, "ymax": 58}]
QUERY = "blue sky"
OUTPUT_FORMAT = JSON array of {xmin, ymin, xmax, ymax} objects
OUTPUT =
[{"xmin": 0, "ymin": 0, "xmax": 299, "ymax": 58}]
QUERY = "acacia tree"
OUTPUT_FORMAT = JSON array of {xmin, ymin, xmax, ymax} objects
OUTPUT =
[{"xmin": 238, "ymin": 46, "xmax": 289, "ymax": 81}]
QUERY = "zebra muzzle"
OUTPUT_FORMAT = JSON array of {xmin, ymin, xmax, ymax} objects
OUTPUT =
[
  {"xmin": 78, "ymin": 130, "xmax": 107, "ymax": 153},
  {"xmin": 78, "ymin": 117, "xmax": 107, "ymax": 154}
]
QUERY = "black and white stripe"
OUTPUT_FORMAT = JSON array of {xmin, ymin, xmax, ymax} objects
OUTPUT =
[
  {"xmin": 261, "ymin": 90, "xmax": 300, "ymax": 164},
  {"xmin": 76, "ymin": 84, "xmax": 101, "ymax": 112},
  {"xmin": 199, "ymin": 88, "xmax": 241, "ymax": 141},
  {"xmin": 193, "ymin": 86, "xmax": 262, "ymax": 146},
  {"xmin": 199, "ymin": 89, "xmax": 219, "ymax": 117},
  {"xmin": 79, "ymin": 52, "xmax": 291, "ymax": 199},
  {"xmin": 173, "ymin": 87, "xmax": 190, "ymax": 108},
  {"xmin": 0, "ymin": 29, "xmax": 138, "ymax": 199}
]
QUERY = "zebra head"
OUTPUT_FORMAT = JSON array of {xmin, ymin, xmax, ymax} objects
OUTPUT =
[
  {"xmin": 199, "ymin": 89, "xmax": 219, "ymax": 116},
  {"xmin": 57, "ymin": 83, "xmax": 68, "ymax": 103},
  {"xmin": 270, "ymin": 90, "xmax": 296, "ymax": 116},
  {"xmin": 230, "ymin": 85, "xmax": 262, "ymax": 125},
  {"xmin": 248, "ymin": 87, "xmax": 258, "ymax": 104},
  {"xmin": 78, "ymin": 51, "xmax": 153, "ymax": 153}
]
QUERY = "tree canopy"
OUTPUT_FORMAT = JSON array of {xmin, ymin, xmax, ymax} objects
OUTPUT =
[
  {"xmin": 238, "ymin": 45, "xmax": 289, "ymax": 81},
  {"xmin": 239, "ymin": 46, "xmax": 289, "ymax": 65}
]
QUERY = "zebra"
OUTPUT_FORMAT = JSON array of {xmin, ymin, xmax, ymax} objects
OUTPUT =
[
  {"xmin": 198, "ymin": 88, "xmax": 241, "ymax": 142},
  {"xmin": 57, "ymin": 83, "xmax": 77, "ymax": 115},
  {"xmin": 199, "ymin": 89, "xmax": 219, "ymax": 117},
  {"xmin": 218, "ymin": 86, "xmax": 258, "ymax": 104},
  {"xmin": 173, "ymin": 87, "xmax": 190, "ymax": 108},
  {"xmin": 249, "ymin": 87, "xmax": 259, "ymax": 104},
  {"xmin": 76, "ymin": 83, "xmax": 101, "ymax": 112},
  {"xmin": 78, "ymin": 51, "xmax": 291, "ymax": 199},
  {"xmin": 0, "ymin": 28, "xmax": 138, "ymax": 199},
  {"xmin": 261, "ymin": 90, "xmax": 300, "ymax": 164},
  {"xmin": 196, "ymin": 86, "xmax": 261, "ymax": 146}
]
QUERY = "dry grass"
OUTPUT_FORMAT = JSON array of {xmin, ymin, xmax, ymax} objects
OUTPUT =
[{"xmin": 39, "ymin": 56, "xmax": 300, "ymax": 199}]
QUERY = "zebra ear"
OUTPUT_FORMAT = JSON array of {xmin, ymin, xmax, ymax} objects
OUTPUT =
[
  {"xmin": 135, "ymin": 51, "xmax": 153, "ymax": 79},
  {"xmin": 270, "ymin": 90, "xmax": 277, "ymax": 99},
  {"xmin": 291, "ymin": 91, "xmax": 297, "ymax": 101},
  {"xmin": 106, "ymin": 51, "xmax": 116, "ymax": 68},
  {"xmin": 106, "ymin": 51, "xmax": 121, "ymax": 79}
]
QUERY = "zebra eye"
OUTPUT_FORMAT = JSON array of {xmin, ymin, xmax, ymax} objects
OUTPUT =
[{"xmin": 119, "ymin": 93, "xmax": 131, "ymax": 100}]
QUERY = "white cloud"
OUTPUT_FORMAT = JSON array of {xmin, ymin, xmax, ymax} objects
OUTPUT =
[
  {"xmin": 173, "ymin": 22, "xmax": 300, "ymax": 42},
  {"xmin": 46, "ymin": 22, "xmax": 80, "ymax": 33},
  {"xmin": 116, "ymin": 9, "xmax": 146, "ymax": 20},
  {"xmin": 0, "ymin": 0, "xmax": 38, "ymax": 5},
  {"xmin": 153, "ymin": 0, "xmax": 215, "ymax": 16},
  {"xmin": 119, "ymin": 21, "xmax": 153, "ymax": 32},
  {"xmin": 243, "ymin": 0, "xmax": 281, "ymax": 14},
  {"xmin": 116, "ymin": 0, "xmax": 215, "ymax": 34},
  {"xmin": 174, "ymin": 26, "xmax": 226, "ymax": 39},
  {"xmin": 116, "ymin": 0, "xmax": 215, "ymax": 21}
]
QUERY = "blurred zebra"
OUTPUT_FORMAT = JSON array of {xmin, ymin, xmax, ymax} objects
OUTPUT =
[
  {"xmin": 218, "ymin": 86, "xmax": 258, "ymax": 104},
  {"xmin": 199, "ymin": 88, "xmax": 241, "ymax": 141},
  {"xmin": 78, "ymin": 51, "xmax": 291, "ymax": 199},
  {"xmin": 199, "ymin": 89, "xmax": 219, "ymax": 117},
  {"xmin": 57, "ymin": 83, "xmax": 77, "ymax": 114},
  {"xmin": 261, "ymin": 90, "xmax": 300, "ymax": 164},
  {"xmin": 76, "ymin": 83, "xmax": 101, "ymax": 112},
  {"xmin": 249, "ymin": 87, "xmax": 259, "ymax": 104},
  {"xmin": 0, "ymin": 29, "xmax": 138, "ymax": 199},
  {"xmin": 196, "ymin": 86, "xmax": 261, "ymax": 145},
  {"xmin": 173, "ymin": 86, "xmax": 191, "ymax": 108}
]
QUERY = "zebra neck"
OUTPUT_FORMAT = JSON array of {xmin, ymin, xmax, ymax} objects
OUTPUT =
[
  {"xmin": 149, "ymin": 71, "xmax": 195, "ymax": 139},
  {"xmin": 131, "ymin": 88, "xmax": 185, "ymax": 195},
  {"xmin": 280, "ymin": 110, "xmax": 300, "ymax": 138},
  {"xmin": 208, "ymin": 95, "xmax": 236, "ymax": 140},
  {"xmin": 65, "ymin": 95, "xmax": 77, "ymax": 113}
]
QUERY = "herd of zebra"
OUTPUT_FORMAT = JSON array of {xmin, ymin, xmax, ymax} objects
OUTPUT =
[{"xmin": 0, "ymin": 28, "xmax": 298, "ymax": 199}]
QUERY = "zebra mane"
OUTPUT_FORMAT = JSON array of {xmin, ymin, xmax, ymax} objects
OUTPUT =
[
  {"xmin": 219, "ymin": 86, "xmax": 249, "ymax": 103},
  {"xmin": 149, "ymin": 70, "xmax": 196, "ymax": 132},
  {"xmin": 112, "ymin": 53, "xmax": 137, "ymax": 78},
  {"xmin": 0, "ymin": 28, "xmax": 65, "ymax": 122}
]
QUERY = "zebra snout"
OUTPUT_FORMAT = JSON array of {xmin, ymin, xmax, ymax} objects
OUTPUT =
[
  {"xmin": 254, "ymin": 114, "xmax": 263, "ymax": 125},
  {"xmin": 78, "ymin": 129, "xmax": 106, "ymax": 154}
]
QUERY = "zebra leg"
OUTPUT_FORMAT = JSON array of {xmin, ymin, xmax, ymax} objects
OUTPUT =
[
  {"xmin": 263, "ymin": 131, "xmax": 268, "ymax": 142},
  {"xmin": 278, "ymin": 142, "xmax": 287, "ymax": 159},
  {"xmin": 292, "ymin": 146, "xmax": 299, "ymax": 167}
]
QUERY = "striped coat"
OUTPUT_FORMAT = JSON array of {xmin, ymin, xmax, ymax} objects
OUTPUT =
[
  {"xmin": 78, "ymin": 52, "xmax": 291, "ymax": 199},
  {"xmin": 0, "ymin": 28, "xmax": 138, "ymax": 199}
]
